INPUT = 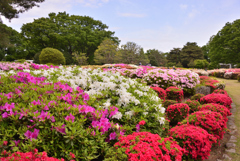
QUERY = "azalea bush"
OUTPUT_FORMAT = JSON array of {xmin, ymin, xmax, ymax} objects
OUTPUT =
[
  {"xmin": 162, "ymin": 100, "xmax": 178, "ymax": 109},
  {"xmin": 169, "ymin": 124, "xmax": 217, "ymax": 160},
  {"xmin": 150, "ymin": 86, "xmax": 166, "ymax": 101},
  {"xmin": 184, "ymin": 99, "xmax": 201, "ymax": 113},
  {"xmin": 181, "ymin": 110, "xmax": 227, "ymax": 141},
  {"xmin": 238, "ymin": 74, "xmax": 240, "ymax": 82},
  {"xmin": 198, "ymin": 103, "xmax": 231, "ymax": 122},
  {"xmin": 200, "ymin": 93, "xmax": 232, "ymax": 109},
  {"xmin": 166, "ymin": 103, "xmax": 189, "ymax": 126},
  {"xmin": 190, "ymin": 93, "xmax": 205, "ymax": 102},
  {"xmin": 105, "ymin": 132, "xmax": 185, "ymax": 161},
  {"xmin": 212, "ymin": 89, "xmax": 229, "ymax": 96},
  {"xmin": 166, "ymin": 86, "xmax": 184, "ymax": 102}
]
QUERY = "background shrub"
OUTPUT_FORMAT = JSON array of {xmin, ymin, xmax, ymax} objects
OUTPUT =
[
  {"xmin": 184, "ymin": 99, "xmax": 201, "ymax": 113},
  {"xmin": 190, "ymin": 93, "xmax": 205, "ymax": 102},
  {"xmin": 39, "ymin": 47, "xmax": 66, "ymax": 65},
  {"xmin": 163, "ymin": 100, "xmax": 178, "ymax": 109},
  {"xmin": 166, "ymin": 86, "xmax": 184, "ymax": 102}
]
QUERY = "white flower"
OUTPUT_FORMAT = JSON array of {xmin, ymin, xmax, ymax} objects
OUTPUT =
[
  {"xmin": 143, "ymin": 112, "xmax": 148, "ymax": 115},
  {"xmin": 125, "ymin": 111, "xmax": 134, "ymax": 118},
  {"xmin": 103, "ymin": 99, "xmax": 111, "ymax": 108},
  {"xmin": 112, "ymin": 112, "xmax": 122, "ymax": 120},
  {"xmin": 158, "ymin": 117, "xmax": 165, "ymax": 125}
]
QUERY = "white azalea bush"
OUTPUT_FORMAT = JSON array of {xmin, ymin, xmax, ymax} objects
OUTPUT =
[{"xmin": 22, "ymin": 66, "xmax": 168, "ymax": 135}]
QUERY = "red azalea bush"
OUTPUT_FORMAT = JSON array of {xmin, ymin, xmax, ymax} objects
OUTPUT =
[
  {"xmin": 198, "ymin": 103, "xmax": 231, "ymax": 122},
  {"xmin": 166, "ymin": 103, "xmax": 189, "ymax": 126},
  {"xmin": 184, "ymin": 99, "xmax": 201, "ymax": 113},
  {"xmin": 163, "ymin": 100, "xmax": 178, "ymax": 109},
  {"xmin": 150, "ymin": 86, "xmax": 166, "ymax": 101},
  {"xmin": 190, "ymin": 93, "xmax": 205, "ymax": 102},
  {"xmin": 105, "ymin": 132, "xmax": 184, "ymax": 161},
  {"xmin": 200, "ymin": 93, "xmax": 232, "ymax": 109},
  {"xmin": 181, "ymin": 110, "xmax": 227, "ymax": 141},
  {"xmin": 0, "ymin": 150, "xmax": 69, "ymax": 161},
  {"xmin": 169, "ymin": 124, "xmax": 217, "ymax": 160},
  {"xmin": 166, "ymin": 86, "xmax": 184, "ymax": 102},
  {"xmin": 212, "ymin": 89, "xmax": 229, "ymax": 96}
]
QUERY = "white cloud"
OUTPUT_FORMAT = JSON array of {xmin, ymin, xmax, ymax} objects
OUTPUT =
[
  {"xmin": 180, "ymin": 4, "xmax": 188, "ymax": 10},
  {"xmin": 188, "ymin": 9, "xmax": 199, "ymax": 18},
  {"xmin": 118, "ymin": 12, "xmax": 146, "ymax": 18}
]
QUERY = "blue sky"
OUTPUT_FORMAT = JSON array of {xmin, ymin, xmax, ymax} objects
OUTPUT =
[{"xmin": 2, "ymin": 0, "xmax": 240, "ymax": 52}]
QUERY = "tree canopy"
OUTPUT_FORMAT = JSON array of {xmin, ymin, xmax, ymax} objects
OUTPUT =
[
  {"xmin": 208, "ymin": 19, "xmax": 240, "ymax": 64},
  {"xmin": 167, "ymin": 48, "xmax": 181, "ymax": 65},
  {"xmin": 146, "ymin": 49, "xmax": 167, "ymax": 66},
  {"xmin": 21, "ymin": 12, "xmax": 119, "ymax": 64},
  {"xmin": 180, "ymin": 42, "xmax": 203, "ymax": 68},
  {"xmin": 0, "ymin": 0, "xmax": 45, "ymax": 21}
]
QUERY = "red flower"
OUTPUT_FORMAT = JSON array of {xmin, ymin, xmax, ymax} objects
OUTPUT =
[
  {"xmin": 70, "ymin": 152, "xmax": 75, "ymax": 158},
  {"xmin": 3, "ymin": 141, "xmax": 8, "ymax": 146},
  {"xmin": 139, "ymin": 120, "xmax": 146, "ymax": 125}
]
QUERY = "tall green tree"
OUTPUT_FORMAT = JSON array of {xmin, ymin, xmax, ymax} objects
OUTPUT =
[
  {"xmin": 0, "ymin": 0, "xmax": 45, "ymax": 21},
  {"xmin": 0, "ymin": 23, "xmax": 28, "ymax": 61},
  {"xmin": 208, "ymin": 19, "xmax": 240, "ymax": 64},
  {"xmin": 201, "ymin": 44, "xmax": 210, "ymax": 62},
  {"xmin": 167, "ymin": 48, "xmax": 181, "ymax": 65},
  {"xmin": 21, "ymin": 12, "xmax": 119, "ymax": 64},
  {"xmin": 180, "ymin": 42, "xmax": 203, "ymax": 68},
  {"xmin": 136, "ymin": 48, "xmax": 149, "ymax": 65},
  {"xmin": 146, "ymin": 49, "xmax": 167, "ymax": 66},
  {"xmin": 94, "ymin": 38, "xmax": 119, "ymax": 64}
]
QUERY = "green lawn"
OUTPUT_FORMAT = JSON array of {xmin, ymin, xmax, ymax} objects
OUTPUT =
[{"xmin": 216, "ymin": 78, "xmax": 240, "ymax": 160}]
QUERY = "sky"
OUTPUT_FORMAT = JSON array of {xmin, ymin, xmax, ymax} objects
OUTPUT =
[{"xmin": 1, "ymin": 0, "xmax": 240, "ymax": 53}]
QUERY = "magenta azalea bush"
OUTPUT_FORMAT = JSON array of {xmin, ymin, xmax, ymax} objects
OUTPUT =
[
  {"xmin": 166, "ymin": 86, "xmax": 184, "ymax": 102},
  {"xmin": 200, "ymin": 93, "xmax": 232, "ymax": 109},
  {"xmin": 169, "ymin": 124, "xmax": 216, "ymax": 160},
  {"xmin": 166, "ymin": 103, "xmax": 189, "ymax": 126}
]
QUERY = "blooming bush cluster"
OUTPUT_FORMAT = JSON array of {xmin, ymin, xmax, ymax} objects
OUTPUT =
[
  {"xmin": 198, "ymin": 103, "xmax": 231, "ymax": 121},
  {"xmin": 105, "ymin": 132, "xmax": 185, "ymax": 161},
  {"xmin": 212, "ymin": 89, "xmax": 229, "ymax": 96},
  {"xmin": 184, "ymin": 99, "xmax": 201, "ymax": 113},
  {"xmin": 150, "ymin": 86, "xmax": 166, "ymax": 101},
  {"xmin": 163, "ymin": 100, "xmax": 178, "ymax": 109},
  {"xmin": 166, "ymin": 86, "xmax": 184, "ymax": 102},
  {"xmin": 200, "ymin": 93, "xmax": 232, "ymax": 109},
  {"xmin": 199, "ymin": 76, "xmax": 219, "ymax": 92},
  {"xmin": 166, "ymin": 103, "xmax": 189, "ymax": 126},
  {"xmin": 181, "ymin": 110, "xmax": 227, "ymax": 141},
  {"xmin": 169, "ymin": 124, "xmax": 216, "ymax": 160}
]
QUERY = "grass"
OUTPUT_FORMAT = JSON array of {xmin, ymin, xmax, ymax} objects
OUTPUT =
[{"xmin": 216, "ymin": 78, "xmax": 240, "ymax": 160}]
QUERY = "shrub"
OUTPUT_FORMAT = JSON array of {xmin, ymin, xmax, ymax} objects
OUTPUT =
[
  {"xmin": 212, "ymin": 89, "xmax": 229, "ymax": 96},
  {"xmin": 163, "ymin": 99, "xmax": 178, "ymax": 109},
  {"xmin": 198, "ymin": 103, "xmax": 231, "ymax": 122},
  {"xmin": 184, "ymin": 99, "xmax": 201, "ymax": 113},
  {"xmin": 200, "ymin": 93, "xmax": 232, "ymax": 109},
  {"xmin": 166, "ymin": 86, "xmax": 184, "ymax": 102},
  {"xmin": 15, "ymin": 59, "xmax": 26, "ymax": 63},
  {"xmin": 237, "ymin": 74, "xmax": 240, "ymax": 82},
  {"xmin": 105, "ymin": 132, "xmax": 184, "ymax": 161},
  {"xmin": 190, "ymin": 93, "xmax": 205, "ymax": 102},
  {"xmin": 166, "ymin": 103, "xmax": 189, "ymax": 126},
  {"xmin": 181, "ymin": 110, "xmax": 227, "ymax": 141},
  {"xmin": 169, "ymin": 124, "xmax": 216, "ymax": 160},
  {"xmin": 39, "ymin": 47, "xmax": 66, "ymax": 65},
  {"xmin": 150, "ymin": 86, "xmax": 166, "ymax": 101},
  {"xmin": 33, "ymin": 52, "xmax": 41, "ymax": 64}
]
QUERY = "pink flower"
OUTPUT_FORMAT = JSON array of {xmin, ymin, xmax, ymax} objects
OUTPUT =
[
  {"xmin": 139, "ymin": 120, "xmax": 146, "ymax": 125},
  {"xmin": 109, "ymin": 132, "xmax": 117, "ymax": 140}
]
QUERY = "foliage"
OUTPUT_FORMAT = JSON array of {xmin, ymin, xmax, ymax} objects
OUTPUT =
[
  {"xmin": 194, "ymin": 59, "xmax": 209, "ymax": 69},
  {"xmin": 167, "ymin": 48, "xmax": 181, "ymax": 65},
  {"xmin": 166, "ymin": 86, "xmax": 184, "ymax": 102},
  {"xmin": 200, "ymin": 93, "xmax": 232, "ymax": 109},
  {"xmin": 94, "ymin": 38, "xmax": 118, "ymax": 65},
  {"xmin": 150, "ymin": 86, "xmax": 166, "ymax": 101},
  {"xmin": 182, "ymin": 110, "xmax": 227, "ymax": 141},
  {"xmin": 184, "ymin": 99, "xmax": 201, "ymax": 113},
  {"xmin": 21, "ymin": 12, "xmax": 119, "ymax": 64},
  {"xmin": 180, "ymin": 42, "xmax": 204, "ymax": 68},
  {"xmin": 146, "ymin": 49, "xmax": 167, "ymax": 67},
  {"xmin": 72, "ymin": 52, "xmax": 88, "ymax": 66},
  {"xmin": 33, "ymin": 52, "xmax": 41, "ymax": 64},
  {"xmin": 187, "ymin": 59, "xmax": 195, "ymax": 68},
  {"xmin": 208, "ymin": 19, "xmax": 240, "ymax": 65},
  {"xmin": 166, "ymin": 103, "xmax": 190, "ymax": 126},
  {"xmin": 0, "ymin": 0, "xmax": 45, "ymax": 21},
  {"xmin": 190, "ymin": 93, "xmax": 205, "ymax": 102},
  {"xmin": 162, "ymin": 100, "xmax": 178, "ymax": 109},
  {"xmin": 105, "ymin": 132, "xmax": 184, "ymax": 161},
  {"xmin": 169, "ymin": 124, "xmax": 216, "ymax": 160},
  {"xmin": 176, "ymin": 62, "xmax": 183, "ymax": 67},
  {"xmin": 238, "ymin": 74, "xmax": 240, "ymax": 82},
  {"xmin": 39, "ymin": 47, "xmax": 66, "ymax": 65}
]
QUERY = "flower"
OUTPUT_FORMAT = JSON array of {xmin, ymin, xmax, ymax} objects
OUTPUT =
[
  {"xmin": 109, "ymin": 132, "xmax": 117, "ymax": 140},
  {"xmin": 139, "ymin": 120, "xmax": 146, "ymax": 125}
]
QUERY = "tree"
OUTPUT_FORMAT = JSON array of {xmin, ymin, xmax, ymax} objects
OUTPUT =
[
  {"xmin": 194, "ymin": 59, "xmax": 209, "ymax": 69},
  {"xmin": 201, "ymin": 45, "xmax": 210, "ymax": 62},
  {"xmin": 187, "ymin": 59, "xmax": 195, "ymax": 68},
  {"xmin": 72, "ymin": 52, "xmax": 88, "ymax": 65},
  {"xmin": 167, "ymin": 48, "xmax": 181, "ymax": 65},
  {"xmin": 180, "ymin": 42, "xmax": 203, "ymax": 68},
  {"xmin": 118, "ymin": 42, "xmax": 142, "ymax": 64},
  {"xmin": 208, "ymin": 19, "xmax": 240, "ymax": 64},
  {"xmin": 0, "ymin": 23, "xmax": 28, "ymax": 61},
  {"xmin": 21, "ymin": 12, "xmax": 119, "ymax": 64},
  {"xmin": 146, "ymin": 49, "xmax": 167, "ymax": 66},
  {"xmin": 0, "ymin": 0, "xmax": 45, "ymax": 21},
  {"xmin": 136, "ymin": 48, "xmax": 149, "ymax": 65},
  {"xmin": 94, "ymin": 38, "xmax": 118, "ymax": 64}
]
